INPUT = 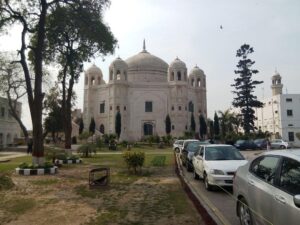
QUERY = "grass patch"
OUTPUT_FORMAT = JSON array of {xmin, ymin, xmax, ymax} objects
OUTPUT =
[
  {"xmin": 0, "ymin": 173, "xmax": 14, "ymax": 190},
  {"xmin": 30, "ymin": 178, "xmax": 59, "ymax": 186},
  {"xmin": 0, "ymin": 156, "xmax": 32, "ymax": 173},
  {"xmin": 0, "ymin": 197, "xmax": 36, "ymax": 215},
  {"xmin": 74, "ymin": 185, "xmax": 105, "ymax": 198},
  {"xmin": 150, "ymin": 155, "xmax": 166, "ymax": 166}
]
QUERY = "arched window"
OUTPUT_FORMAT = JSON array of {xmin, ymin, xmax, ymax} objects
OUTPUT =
[
  {"xmin": 171, "ymin": 72, "xmax": 175, "ymax": 81},
  {"xmin": 188, "ymin": 101, "xmax": 194, "ymax": 113},
  {"xmin": 85, "ymin": 76, "xmax": 88, "ymax": 85},
  {"xmin": 98, "ymin": 77, "xmax": 101, "ymax": 85},
  {"xmin": 177, "ymin": 71, "xmax": 181, "ymax": 81},
  {"xmin": 109, "ymin": 70, "xmax": 113, "ymax": 80},
  {"xmin": 116, "ymin": 70, "xmax": 121, "ymax": 80},
  {"xmin": 143, "ymin": 123, "xmax": 153, "ymax": 136},
  {"xmin": 184, "ymin": 71, "xmax": 187, "ymax": 81},
  {"xmin": 197, "ymin": 79, "xmax": 201, "ymax": 87},
  {"xmin": 91, "ymin": 77, "xmax": 95, "ymax": 85},
  {"xmin": 100, "ymin": 124, "xmax": 105, "ymax": 134},
  {"xmin": 191, "ymin": 79, "xmax": 195, "ymax": 87}
]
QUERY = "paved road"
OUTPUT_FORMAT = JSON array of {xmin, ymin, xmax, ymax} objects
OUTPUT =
[{"xmin": 180, "ymin": 150, "xmax": 265, "ymax": 225}]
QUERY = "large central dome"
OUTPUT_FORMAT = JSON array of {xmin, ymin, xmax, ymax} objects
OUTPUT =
[{"xmin": 125, "ymin": 41, "xmax": 168, "ymax": 82}]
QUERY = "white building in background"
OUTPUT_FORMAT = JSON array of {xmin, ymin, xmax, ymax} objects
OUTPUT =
[
  {"xmin": 255, "ymin": 72, "xmax": 300, "ymax": 147},
  {"xmin": 0, "ymin": 97, "xmax": 22, "ymax": 148},
  {"xmin": 83, "ymin": 42, "xmax": 207, "ymax": 141}
]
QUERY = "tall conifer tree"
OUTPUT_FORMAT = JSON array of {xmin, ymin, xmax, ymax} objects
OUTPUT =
[{"xmin": 232, "ymin": 44, "xmax": 263, "ymax": 134}]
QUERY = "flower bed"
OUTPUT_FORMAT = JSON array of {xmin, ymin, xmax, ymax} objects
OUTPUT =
[
  {"xmin": 55, "ymin": 158, "xmax": 82, "ymax": 165},
  {"xmin": 15, "ymin": 162, "xmax": 58, "ymax": 176},
  {"xmin": 15, "ymin": 167, "xmax": 58, "ymax": 175}
]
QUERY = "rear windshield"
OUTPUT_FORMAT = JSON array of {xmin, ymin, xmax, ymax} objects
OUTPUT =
[{"xmin": 205, "ymin": 146, "xmax": 245, "ymax": 161}]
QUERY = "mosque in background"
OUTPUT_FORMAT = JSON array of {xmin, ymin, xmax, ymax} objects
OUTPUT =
[
  {"xmin": 83, "ymin": 41, "xmax": 207, "ymax": 141},
  {"xmin": 255, "ymin": 71, "xmax": 300, "ymax": 147}
]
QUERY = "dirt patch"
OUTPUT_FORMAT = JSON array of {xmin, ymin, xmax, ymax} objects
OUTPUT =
[{"xmin": 1, "ymin": 161, "xmax": 204, "ymax": 225}]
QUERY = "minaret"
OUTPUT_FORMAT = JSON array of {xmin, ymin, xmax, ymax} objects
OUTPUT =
[{"xmin": 271, "ymin": 70, "xmax": 283, "ymax": 96}]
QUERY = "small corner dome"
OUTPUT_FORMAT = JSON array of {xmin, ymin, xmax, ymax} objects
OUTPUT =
[
  {"xmin": 109, "ymin": 56, "xmax": 128, "ymax": 69},
  {"xmin": 86, "ymin": 64, "xmax": 103, "ymax": 76},
  {"xmin": 189, "ymin": 65, "xmax": 205, "ymax": 77},
  {"xmin": 272, "ymin": 71, "xmax": 281, "ymax": 79},
  {"xmin": 169, "ymin": 57, "xmax": 186, "ymax": 69}
]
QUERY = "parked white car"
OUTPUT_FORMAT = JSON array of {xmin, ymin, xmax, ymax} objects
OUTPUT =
[
  {"xmin": 173, "ymin": 140, "xmax": 183, "ymax": 153},
  {"xmin": 271, "ymin": 139, "xmax": 290, "ymax": 149},
  {"xmin": 192, "ymin": 144, "xmax": 248, "ymax": 191}
]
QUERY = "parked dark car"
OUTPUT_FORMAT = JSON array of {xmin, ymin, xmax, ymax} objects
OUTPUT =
[
  {"xmin": 234, "ymin": 139, "xmax": 257, "ymax": 150},
  {"xmin": 181, "ymin": 141, "xmax": 210, "ymax": 172},
  {"xmin": 254, "ymin": 138, "xmax": 268, "ymax": 149}
]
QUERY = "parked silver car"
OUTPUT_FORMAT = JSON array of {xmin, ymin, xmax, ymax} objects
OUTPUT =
[
  {"xmin": 270, "ymin": 139, "xmax": 290, "ymax": 149},
  {"xmin": 233, "ymin": 150, "xmax": 300, "ymax": 225}
]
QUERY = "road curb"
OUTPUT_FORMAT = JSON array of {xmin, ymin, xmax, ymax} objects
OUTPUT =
[{"xmin": 175, "ymin": 153, "xmax": 229, "ymax": 225}]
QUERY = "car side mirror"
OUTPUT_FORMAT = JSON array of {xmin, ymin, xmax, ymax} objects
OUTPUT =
[{"xmin": 294, "ymin": 195, "xmax": 300, "ymax": 208}]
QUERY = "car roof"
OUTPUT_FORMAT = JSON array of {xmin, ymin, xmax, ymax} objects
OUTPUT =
[
  {"xmin": 204, "ymin": 144, "xmax": 233, "ymax": 147},
  {"xmin": 263, "ymin": 149, "xmax": 300, "ymax": 161}
]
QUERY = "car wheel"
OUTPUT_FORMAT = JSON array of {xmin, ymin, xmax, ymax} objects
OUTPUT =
[
  {"xmin": 193, "ymin": 170, "xmax": 199, "ymax": 180},
  {"xmin": 238, "ymin": 198, "xmax": 253, "ymax": 225},
  {"xmin": 204, "ymin": 173, "xmax": 213, "ymax": 191},
  {"xmin": 280, "ymin": 145, "xmax": 285, "ymax": 149},
  {"xmin": 175, "ymin": 148, "xmax": 179, "ymax": 153}
]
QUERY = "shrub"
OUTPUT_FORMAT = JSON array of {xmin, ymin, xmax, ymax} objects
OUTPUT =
[
  {"xmin": 0, "ymin": 173, "xmax": 14, "ymax": 190},
  {"xmin": 95, "ymin": 137, "xmax": 104, "ymax": 149},
  {"xmin": 77, "ymin": 144, "xmax": 97, "ymax": 157},
  {"xmin": 123, "ymin": 151, "xmax": 145, "ymax": 174},
  {"xmin": 18, "ymin": 162, "xmax": 54, "ymax": 169}
]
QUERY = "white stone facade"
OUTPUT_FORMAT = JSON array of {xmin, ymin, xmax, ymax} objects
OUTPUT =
[
  {"xmin": 83, "ymin": 44, "xmax": 207, "ymax": 141},
  {"xmin": 255, "ymin": 72, "xmax": 300, "ymax": 147},
  {"xmin": 0, "ymin": 97, "xmax": 22, "ymax": 148}
]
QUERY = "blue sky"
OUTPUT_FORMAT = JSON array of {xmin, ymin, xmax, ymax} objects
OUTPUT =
[{"xmin": 1, "ymin": 0, "xmax": 300, "ymax": 129}]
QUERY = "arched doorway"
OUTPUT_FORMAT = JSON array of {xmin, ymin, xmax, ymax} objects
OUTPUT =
[
  {"xmin": 100, "ymin": 124, "xmax": 105, "ymax": 134},
  {"xmin": 143, "ymin": 123, "xmax": 153, "ymax": 136}
]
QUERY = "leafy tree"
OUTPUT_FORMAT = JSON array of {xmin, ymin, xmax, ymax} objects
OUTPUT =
[
  {"xmin": 199, "ymin": 114, "xmax": 207, "ymax": 140},
  {"xmin": 0, "ymin": 0, "xmax": 108, "ymax": 165},
  {"xmin": 232, "ymin": 44, "xmax": 263, "ymax": 134},
  {"xmin": 89, "ymin": 117, "xmax": 96, "ymax": 134},
  {"xmin": 190, "ymin": 113, "xmax": 196, "ymax": 133},
  {"xmin": 213, "ymin": 112, "xmax": 220, "ymax": 139},
  {"xmin": 0, "ymin": 52, "xmax": 28, "ymax": 140},
  {"xmin": 44, "ymin": 104, "xmax": 63, "ymax": 143},
  {"xmin": 115, "ymin": 111, "xmax": 121, "ymax": 139},
  {"xmin": 41, "ymin": 1, "xmax": 117, "ymax": 149},
  {"xmin": 79, "ymin": 118, "xmax": 84, "ymax": 135},
  {"xmin": 218, "ymin": 109, "xmax": 234, "ymax": 138},
  {"xmin": 165, "ymin": 114, "xmax": 171, "ymax": 135}
]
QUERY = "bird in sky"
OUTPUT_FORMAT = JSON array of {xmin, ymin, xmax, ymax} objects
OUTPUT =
[{"xmin": 220, "ymin": 25, "xmax": 223, "ymax": 29}]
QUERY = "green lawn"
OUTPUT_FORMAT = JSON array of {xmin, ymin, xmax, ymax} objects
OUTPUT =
[
  {"xmin": 0, "ymin": 146, "xmax": 203, "ymax": 225},
  {"xmin": 0, "ymin": 156, "xmax": 32, "ymax": 173}
]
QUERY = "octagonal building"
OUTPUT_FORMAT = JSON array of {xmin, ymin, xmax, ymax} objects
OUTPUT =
[{"xmin": 83, "ymin": 42, "xmax": 207, "ymax": 140}]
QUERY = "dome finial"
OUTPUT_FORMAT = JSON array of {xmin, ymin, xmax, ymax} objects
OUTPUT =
[{"xmin": 143, "ymin": 39, "xmax": 146, "ymax": 51}]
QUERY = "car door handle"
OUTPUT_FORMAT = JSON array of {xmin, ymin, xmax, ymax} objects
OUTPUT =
[
  {"xmin": 248, "ymin": 180, "xmax": 255, "ymax": 186},
  {"xmin": 274, "ymin": 195, "xmax": 286, "ymax": 204}
]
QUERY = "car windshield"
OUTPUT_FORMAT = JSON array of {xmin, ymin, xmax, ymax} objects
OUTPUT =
[
  {"xmin": 254, "ymin": 139, "xmax": 263, "ymax": 143},
  {"xmin": 205, "ymin": 146, "xmax": 245, "ymax": 161},
  {"xmin": 236, "ymin": 140, "xmax": 245, "ymax": 144},
  {"xmin": 186, "ymin": 142, "xmax": 201, "ymax": 152}
]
